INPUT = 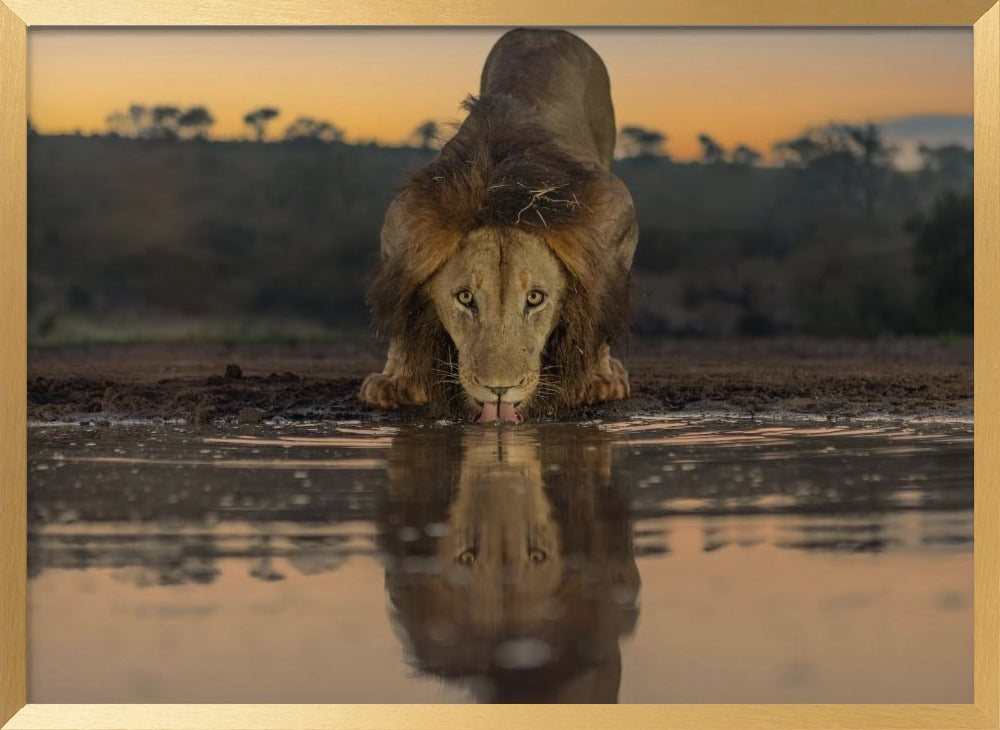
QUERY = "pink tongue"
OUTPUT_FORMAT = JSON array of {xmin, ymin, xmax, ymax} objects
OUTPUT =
[
  {"xmin": 476, "ymin": 402, "xmax": 499, "ymax": 423},
  {"xmin": 475, "ymin": 401, "xmax": 523, "ymax": 424},
  {"xmin": 498, "ymin": 401, "xmax": 523, "ymax": 424}
]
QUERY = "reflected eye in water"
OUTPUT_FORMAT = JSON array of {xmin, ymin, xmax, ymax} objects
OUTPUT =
[
  {"xmin": 528, "ymin": 548, "xmax": 548, "ymax": 564},
  {"xmin": 456, "ymin": 548, "xmax": 477, "ymax": 566}
]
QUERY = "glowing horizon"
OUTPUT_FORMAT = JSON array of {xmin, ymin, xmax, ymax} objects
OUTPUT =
[{"xmin": 28, "ymin": 28, "xmax": 972, "ymax": 161}]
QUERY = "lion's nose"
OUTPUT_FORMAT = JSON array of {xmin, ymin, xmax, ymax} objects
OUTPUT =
[{"xmin": 489, "ymin": 385, "xmax": 513, "ymax": 397}]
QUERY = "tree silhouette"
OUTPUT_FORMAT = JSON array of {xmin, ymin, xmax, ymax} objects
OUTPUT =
[
  {"xmin": 412, "ymin": 120, "xmax": 439, "ymax": 149},
  {"xmin": 697, "ymin": 134, "xmax": 725, "ymax": 164},
  {"xmin": 773, "ymin": 133, "xmax": 825, "ymax": 168},
  {"xmin": 773, "ymin": 123, "xmax": 894, "ymax": 217},
  {"xmin": 150, "ymin": 105, "xmax": 183, "ymax": 140},
  {"xmin": 178, "ymin": 106, "xmax": 215, "ymax": 140},
  {"xmin": 842, "ymin": 123, "xmax": 895, "ymax": 218},
  {"xmin": 27, "ymin": 117, "xmax": 38, "ymax": 138},
  {"xmin": 104, "ymin": 104, "xmax": 215, "ymax": 141},
  {"xmin": 244, "ymin": 107, "xmax": 280, "ymax": 142},
  {"xmin": 730, "ymin": 144, "xmax": 761, "ymax": 167},
  {"xmin": 105, "ymin": 111, "xmax": 130, "ymax": 137},
  {"xmin": 283, "ymin": 117, "xmax": 344, "ymax": 144},
  {"xmin": 620, "ymin": 125, "xmax": 667, "ymax": 159},
  {"xmin": 775, "ymin": 124, "xmax": 892, "ymax": 168},
  {"xmin": 918, "ymin": 144, "xmax": 973, "ymax": 183},
  {"xmin": 128, "ymin": 104, "xmax": 148, "ymax": 134},
  {"xmin": 105, "ymin": 104, "xmax": 148, "ymax": 138}
]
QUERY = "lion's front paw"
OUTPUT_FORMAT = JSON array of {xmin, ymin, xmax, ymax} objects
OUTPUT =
[
  {"xmin": 585, "ymin": 372, "xmax": 630, "ymax": 405},
  {"xmin": 607, "ymin": 356, "xmax": 628, "ymax": 383},
  {"xmin": 571, "ymin": 359, "xmax": 630, "ymax": 406},
  {"xmin": 360, "ymin": 373, "xmax": 428, "ymax": 408}
]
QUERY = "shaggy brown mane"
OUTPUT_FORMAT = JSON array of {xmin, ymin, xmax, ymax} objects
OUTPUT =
[
  {"xmin": 407, "ymin": 94, "xmax": 604, "ymax": 234},
  {"xmin": 368, "ymin": 93, "xmax": 632, "ymax": 417}
]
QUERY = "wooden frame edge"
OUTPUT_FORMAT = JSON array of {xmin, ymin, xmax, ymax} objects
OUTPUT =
[
  {"xmin": 0, "ymin": 1, "xmax": 27, "ymax": 728},
  {"xmin": 2, "ymin": 703, "xmax": 1000, "ymax": 730},
  {"xmin": 1, "ymin": 0, "xmax": 998, "ymax": 728},
  {"xmin": 2, "ymin": 0, "xmax": 999, "ymax": 27},
  {"xmin": 974, "ymin": 2, "xmax": 1000, "ymax": 725}
]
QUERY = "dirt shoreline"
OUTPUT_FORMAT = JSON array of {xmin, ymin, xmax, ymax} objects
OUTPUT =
[{"xmin": 27, "ymin": 337, "xmax": 974, "ymax": 424}]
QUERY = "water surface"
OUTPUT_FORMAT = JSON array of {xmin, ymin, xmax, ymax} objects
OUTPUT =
[{"xmin": 27, "ymin": 416, "xmax": 973, "ymax": 703}]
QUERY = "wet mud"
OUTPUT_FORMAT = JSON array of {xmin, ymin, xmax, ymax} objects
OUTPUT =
[{"xmin": 27, "ymin": 337, "xmax": 973, "ymax": 424}]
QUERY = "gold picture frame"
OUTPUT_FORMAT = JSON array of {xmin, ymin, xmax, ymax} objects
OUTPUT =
[{"xmin": 1, "ymin": 1, "xmax": 997, "ymax": 727}]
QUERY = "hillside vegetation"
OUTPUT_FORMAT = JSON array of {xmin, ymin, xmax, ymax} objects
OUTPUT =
[{"xmin": 27, "ymin": 134, "xmax": 972, "ymax": 343}]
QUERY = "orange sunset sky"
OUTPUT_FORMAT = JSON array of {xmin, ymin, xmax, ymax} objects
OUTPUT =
[{"xmin": 28, "ymin": 28, "xmax": 972, "ymax": 161}]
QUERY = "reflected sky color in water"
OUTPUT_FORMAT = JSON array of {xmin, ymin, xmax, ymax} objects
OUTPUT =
[{"xmin": 27, "ymin": 417, "xmax": 972, "ymax": 703}]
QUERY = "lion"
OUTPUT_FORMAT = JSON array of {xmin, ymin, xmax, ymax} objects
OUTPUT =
[
  {"xmin": 361, "ymin": 28, "xmax": 638, "ymax": 423},
  {"xmin": 377, "ymin": 425, "xmax": 640, "ymax": 702}
]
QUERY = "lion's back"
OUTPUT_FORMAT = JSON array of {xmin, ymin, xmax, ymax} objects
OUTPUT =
[{"xmin": 479, "ymin": 29, "xmax": 616, "ymax": 168}]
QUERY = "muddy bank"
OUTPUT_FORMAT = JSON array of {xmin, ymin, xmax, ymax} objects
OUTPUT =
[{"xmin": 27, "ymin": 337, "xmax": 973, "ymax": 424}]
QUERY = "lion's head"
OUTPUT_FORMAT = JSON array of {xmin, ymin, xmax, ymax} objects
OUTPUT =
[
  {"xmin": 425, "ymin": 227, "xmax": 567, "ymax": 422},
  {"xmin": 369, "ymin": 95, "xmax": 636, "ymax": 421}
]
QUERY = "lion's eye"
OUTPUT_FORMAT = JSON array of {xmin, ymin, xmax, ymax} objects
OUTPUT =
[
  {"xmin": 528, "ymin": 548, "xmax": 548, "ymax": 564},
  {"xmin": 526, "ymin": 290, "xmax": 546, "ymax": 307},
  {"xmin": 456, "ymin": 290, "xmax": 475, "ymax": 307}
]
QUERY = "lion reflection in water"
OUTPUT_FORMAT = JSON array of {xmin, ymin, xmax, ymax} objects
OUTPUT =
[{"xmin": 377, "ymin": 426, "xmax": 639, "ymax": 702}]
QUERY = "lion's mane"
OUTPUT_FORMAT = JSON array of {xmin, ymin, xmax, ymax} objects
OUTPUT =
[{"xmin": 368, "ymin": 93, "xmax": 631, "ymax": 417}]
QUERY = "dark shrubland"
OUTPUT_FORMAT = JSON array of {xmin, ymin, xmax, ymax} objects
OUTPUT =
[{"xmin": 27, "ymin": 132, "xmax": 972, "ymax": 343}]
